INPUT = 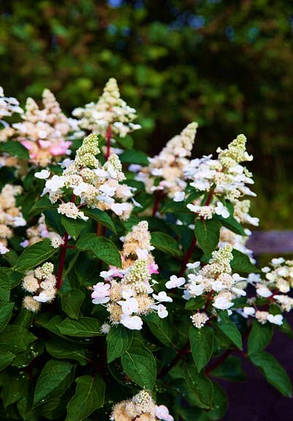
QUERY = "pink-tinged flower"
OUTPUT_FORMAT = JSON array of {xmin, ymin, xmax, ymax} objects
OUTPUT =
[
  {"xmin": 148, "ymin": 262, "xmax": 159, "ymax": 275},
  {"xmin": 91, "ymin": 282, "xmax": 110, "ymax": 304},
  {"xmin": 155, "ymin": 405, "xmax": 174, "ymax": 421},
  {"xmin": 120, "ymin": 314, "xmax": 143, "ymax": 330},
  {"xmin": 118, "ymin": 297, "xmax": 138, "ymax": 315},
  {"xmin": 166, "ymin": 275, "xmax": 185, "ymax": 289},
  {"xmin": 21, "ymin": 140, "xmax": 37, "ymax": 159},
  {"xmin": 157, "ymin": 304, "xmax": 168, "ymax": 318},
  {"xmin": 50, "ymin": 141, "xmax": 72, "ymax": 156},
  {"xmin": 39, "ymin": 140, "xmax": 51, "ymax": 149}
]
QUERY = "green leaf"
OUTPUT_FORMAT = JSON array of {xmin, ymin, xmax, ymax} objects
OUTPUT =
[
  {"xmin": 217, "ymin": 315, "xmax": 242, "ymax": 350},
  {"xmin": 151, "ymin": 231, "xmax": 182, "ymax": 257},
  {"xmin": 58, "ymin": 317, "xmax": 102, "ymax": 337},
  {"xmin": 46, "ymin": 339, "xmax": 89, "ymax": 365},
  {"xmin": 0, "ymin": 325, "xmax": 37, "ymax": 352},
  {"xmin": 66, "ymin": 375, "xmax": 105, "ymax": 421},
  {"xmin": 29, "ymin": 196, "xmax": 56, "ymax": 216},
  {"xmin": 0, "ymin": 140, "xmax": 29, "ymax": 159},
  {"xmin": 120, "ymin": 149, "xmax": 149, "ymax": 165},
  {"xmin": 249, "ymin": 351, "xmax": 292, "ymax": 397},
  {"xmin": 145, "ymin": 313, "xmax": 175, "ymax": 348},
  {"xmin": 83, "ymin": 208, "xmax": 116, "ymax": 233},
  {"xmin": 184, "ymin": 363, "xmax": 214, "ymax": 409},
  {"xmin": 0, "ymin": 350, "xmax": 15, "ymax": 371},
  {"xmin": 34, "ymin": 360, "xmax": 73, "ymax": 404},
  {"xmin": 14, "ymin": 239, "xmax": 57, "ymax": 272},
  {"xmin": 194, "ymin": 218, "xmax": 221, "ymax": 257},
  {"xmin": 76, "ymin": 233, "xmax": 122, "ymax": 267},
  {"xmin": 0, "ymin": 302, "xmax": 14, "ymax": 332},
  {"xmin": 106, "ymin": 325, "xmax": 133, "ymax": 363},
  {"xmin": 61, "ymin": 216, "xmax": 87, "ymax": 240},
  {"xmin": 215, "ymin": 214, "xmax": 246, "ymax": 236},
  {"xmin": 1, "ymin": 372, "xmax": 29, "ymax": 408},
  {"xmin": 61, "ymin": 289, "xmax": 85, "ymax": 319},
  {"xmin": 231, "ymin": 249, "xmax": 259, "ymax": 274},
  {"xmin": 248, "ymin": 320, "xmax": 273, "ymax": 355},
  {"xmin": 184, "ymin": 296, "xmax": 206, "ymax": 311},
  {"xmin": 121, "ymin": 342, "xmax": 157, "ymax": 389},
  {"xmin": 189, "ymin": 325, "xmax": 214, "ymax": 372}
]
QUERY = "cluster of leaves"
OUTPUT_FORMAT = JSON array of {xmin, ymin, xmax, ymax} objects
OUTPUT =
[
  {"xmin": 1, "ymin": 0, "xmax": 293, "ymax": 228},
  {"xmin": 0, "ymin": 127, "xmax": 292, "ymax": 421}
]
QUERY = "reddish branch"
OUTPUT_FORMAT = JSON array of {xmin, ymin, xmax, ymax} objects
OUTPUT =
[
  {"xmin": 205, "ymin": 349, "xmax": 232, "ymax": 376},
  {"xmin": 106, "ymin": 124, "xmax": 112, "ymax": 160},
  {"xmin": 178, "ymin": 237, "xmax": 197, "ymax": 277},
  {"xmin": 56, "ymin": 232, "xmax": 69, "ymax": 290},
  {"xmin": 158, "ymin": 342, "xmax": 190, "ymax": 378}
]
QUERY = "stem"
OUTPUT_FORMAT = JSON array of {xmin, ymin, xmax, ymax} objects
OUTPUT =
[
  {"xmin": 205, "ymin": 349, "xmax": 231, "ymax": 376},
  {"xmin": 106, "ymin": 125, "xmax": 112, "ymax": 160},
  {"xmin": 152, "ymin": 193, "xmax": 161, "ymax": 217},
  {"xmin": 178, "ymin": 237, "xmax": 197, "ymax": 277},
  {"xmin": 56, "ymin": 232, "xmax": 69, "ymax": 290},
  {"xmin": 158, "ymin": 342, "xmax": 190, "ymax": 378}
]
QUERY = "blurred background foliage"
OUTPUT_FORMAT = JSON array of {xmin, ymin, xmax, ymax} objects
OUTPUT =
[{"xmin": 0, "ymin": 0, "xmax": 292, "ymax": 229}]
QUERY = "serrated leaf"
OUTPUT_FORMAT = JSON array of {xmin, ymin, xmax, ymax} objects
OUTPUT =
[
  {"xmin": 0, "ymin": 140, "xmax": 29, "ymax": 159},
  {"xmin": 249, "ymin": 351, "xmax": 292, "ymax": 397},
  {"xmin": 14, "ymin": 239, "xmax": 57, "ymax": 272},
  {"xmin": 145, "ymin": 313, "xmax": 175, "ymax": 348},
  {"xmin": 194, "ymin": 218, "xmax": 221, "ymax": 257},
  {"xmin": 120, "ymin": 149, "xmax": 149, "ymax": 165},
  {"xmin": 0, "ymin": 350, "xmax": 15, "ymax": 371},
  {"xmin": 61, "ymin": 289, "xmax": 85, "ymax": 319},
  {"xmin": 76, "ymin": 233, "xmax": 122, "ymax": 267},
  {"xmin": 217, "ymin": 316, "xmax": 242, "ymax": 350},
  {"xmin": 248, "ymin": 320, "xmax": 273, "ymax": 355},
  {"xmin": 46, "ymin": 339, "xmax": 89, "ymax": 365},
  {"xmin": 66, "ymin": 375, "xmax": 105, "ymax": 421},
  {"xmin": 184, "ymin": 363, "xmax": 214, "ymax": 409},
  {"xmin": 107, "ymin": 325, "xmax": 133, "ymax": 363},
  {"xmin": 231, "ymin": 249, "xmax": 259, "ymax": 274},
  {"xmin": 189, "ymin": 326, "xmax": 214, "ymax": 372},
  {"xmin": 121, "ymin": 342, "xmax": 157, "ymax": 389},
  {"xmin": 61, "ymin": 216, "xmax": 87, "ymax": 240},
  {"xmin": 34, "ymin": 360, "xmax": 73, "ymax": 404},
  {"xmin": 0, "ymin": 302, "xmax": 14, "ymax": 332},
  {"xmin": 83, "ymin": 208, "xmax": 116, "ymax": 233},
  {"xmin": 151, "ymin": 231, "xmax": 182, "ymax": 257},
  {"xmin": 58, "ymin": 317, "xmax": 102, "ymax": 337}
]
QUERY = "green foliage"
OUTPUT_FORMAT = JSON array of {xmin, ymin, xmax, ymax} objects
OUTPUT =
[
  {"xmin": 14, "ymin": 239, "xmax": 57, "ymax": 272},
  {"xmin": 248, "ymin": 320, "xmax": 273, "ymax": 355},
  {"xmin": 106, "ymin": 325, "xmax": 133, "ymax": 363},
  {"xmin": 76, "ymin": 233, "xmax": 122, "ymax": 267},
  {"xmin": 194, "ymin": 218, "xmax": 221, "ymax": 257},
  {"xmin": 189, "ymin": 325, "xmax": 214, "ymax": 372}
]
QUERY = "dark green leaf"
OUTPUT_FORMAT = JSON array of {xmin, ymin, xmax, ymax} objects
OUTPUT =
[
  {"xmin": 66, "ymin": 375, "xmax": 105, "ymax": 421},
  {"xmin": 151, "ymin": 231, "xmax": 182, "ymax": 257},
  {"xmin": 61, "ymin": 289, "xmax": 85, "ymax": 319},
  {"xmin": 184, "ymin": 363, "xmax": 214, "ymax": 409},
  {"xmin": 34, "ymin": 360, "xmax": 73, "ymax": 404},
  {"xmin": 215, "ymin": 214, "xmax": 246, "ymax": 236},
  {"xmin": 189, "ymin": 325, "xmax": 214, "ymax": 372},
  {"xmin": 46, "ymin": 339, "xmax": 89, "ymax": 365},
  {"xmin": 218, "ymin": 316, "xmax": 242, "ymax": 350},
  {"xmin": 211, "ymin": 355, "xmax": 246, "ymax": 381},
  {"xmin": 58, "ymin": 317, "xmax": 102, "ymax": 337},
  {"xmin": 0, "ymin": 302, "xmax": 14, "ymax": 332},
  {"xmin": 121, "ymin": 342, "xmax": 157, "ymax": 389},
  {"xmin": 83, "ymin": 208, "xmax": 116, "ymax": 233},
  {"xmin": 29, "ymin": 196, "xmax": 56, "ymax": 216},
  {"xmin": 76, "ymin": 233, "xmax": 122, "ymax": 267},
  {"xmin": 145, "ymin": 313, "xmax": 175, "ymax": 348},
  {"xmin": 1, "ymin": 371, "xmax": 29, "ymax": 408},
  {"xmin": 249, "ymin": 351, "xmax": 292, "ymax": 397},
  {"xmin": 194, "ymin": 218, "xmax": 221, "ymax": 257},
  {"xmin": 0, "ymin": 140, "xmax": 29, "ymax": 159},
  {"xmin": 107, "ymin": 325, "xmax": 133, "ymax": 363},
  {"xmin": 0, "ymin": 350, "xmax": 15, "ymax": 371},
  {"xmin": 61, "ymin": 216, "xmax": 87, "ymax": 240},
  {"xmin": 231, "ymin": 249, "xmax": 259, "ymax": 274},
  {"xmin": 0, "ymin": 325, "xmax": 37, "ymax": 352},
  {"xmin": 248, "ymin": 320, "xmax": 273, "ymax": 355},
  {"xmin": 120, "ymin": 149, "xmax": 149, "ymax": 165},
  {"xmin": 14, "ymin": 239, "xmax": 57, "ymax": 272}
]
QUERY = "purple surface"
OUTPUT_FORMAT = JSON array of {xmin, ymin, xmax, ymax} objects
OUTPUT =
[{"xmin": 221, "ymin": 314, "xmax": 293, "ymax": 420}]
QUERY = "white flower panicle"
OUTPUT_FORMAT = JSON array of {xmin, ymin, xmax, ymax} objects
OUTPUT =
[
  {"xmin": 42, "ymin": 133, "xmax": 133, "ymax": 220},
  {"xmin": 22, "ymin": 214, "xmax": 64, "ymax": 249},
  {"xmin": 91, "ymin": 221, "xmax": 171, "ymax": 330},
  {"xmin": 136, "ymin": 122, "xmax": 198, "ymax": 199},
  {"xmin": 72, "ymin": 78, "xmax": 140, "ymax": 138},
  {"xmin": 0, "ymin": 86, "xmax": 23, "ymax": 120},
  {"xmin": 22, "ymin": 262, "xmax": 57, "ymax": 312},
  {"xmin": 177, "ymin": 245, "xmax": 247, "ymax": 321},
  {"xmin": 13, "ymin": 89, "xmax": 71, "ymax": 167},
  {"xmin": 110, "ymin": 390, "xmax": 174, "ymax": 421},
  {"xmin": 0, "ymin": 184, "xmax": 26, "ymax": 254}
]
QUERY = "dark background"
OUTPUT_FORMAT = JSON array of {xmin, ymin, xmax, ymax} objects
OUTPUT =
[{"xmin": 0, "ymin": 1, "xmax": 292, "ymax": 418}]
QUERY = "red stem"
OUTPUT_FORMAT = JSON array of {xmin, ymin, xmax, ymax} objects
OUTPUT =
[
  {"xmin": 178, "ymin": 237, "xmax": 197, "ymax": 276},
  {"xmin": 205, "ymin": 349, "xmax": 232, "ymax": 376},
  {"xmin": 106, "ymin": 125, "xmax": 112, "ymax": 160},
  {"xmin": 152, "ymin": 194, "xmax": 161, "ymax": 217},
  {"xmin": 56, "ymin": 232, "xmax": 69, "ymax": 290},
  {"xmin": 158, "ymin": 342, "xmax": 190, "ymax": 378}
]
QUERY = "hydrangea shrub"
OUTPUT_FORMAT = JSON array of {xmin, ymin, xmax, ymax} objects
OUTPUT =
[{"xmin": 0, "ymin": 80, "xmax": 292, "ymax": 420}]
